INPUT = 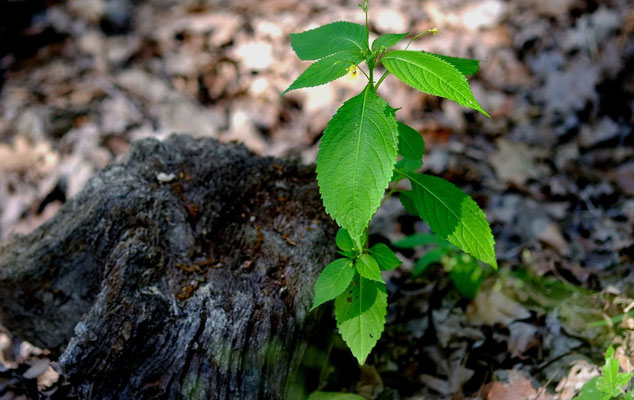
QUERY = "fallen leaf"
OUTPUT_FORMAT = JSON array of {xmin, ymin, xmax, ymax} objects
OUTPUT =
[
  {"xmin": 555, "ymin": 359, "xmax": 600, "ymax": 400},
  {"xmin": 484, "ymin": 370, "xmax": 552, "ymax": 400},
  {"xmin": 467, "ymin": 282, "xmax": 531, "ymax": 326},
  {"xmin": 490, "ymin": 139, "xmax": 546, "ymax": 186},
  {"xmin": 508, "ymin": 322, "xmax": 539, "ymax": 357},
  {"xmin": 23, "ymin": 358, "xmax": 50, "ymax": 379}
]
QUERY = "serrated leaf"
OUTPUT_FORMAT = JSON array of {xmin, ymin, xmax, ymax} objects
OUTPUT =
[
  {"xmin": 618, "ymin": 373, "xmax": 633, "ymax": 390},
  {"xmin": 308, "ymin": 391, "xmax": 365, "ymax": 400},
  {"xmin": 336, "ymin": 228, "xmax": 355, "ymax": 252},
  {"xmin": 335, "ymin": 274, "xmax": 387, "ymax": 364},
  {"xmin": 371, "ymin": 32, "xmax": 408, "ymax": 52},
  {"xmin": 446, "ymin": 254, "xmax": 483, "ymax": 300},
  {"xmin": 338, "ymin": 250, "xmax": 356, "ymax": 258},
  {"xmin": 283, "ymin": 51, "xmax": 364, "ymax": 94},
  {"xmin": 597, "ymin": 354, "xmax": 632, "ymax": 397},
  {"xmin": 573, "ymin": 377, "xmax": 611, "ymax": 400},
  {"xmin": 413, "ymin": 248, "xmax": 445, "ymax": 276},
  {"xmin": 355, "ymin": 254, "xmax": 383, "ymax": 282},
  {"xmin": 397, "ymin": 121, "xmax": 425, "ymax": 161},
  {"xmin": 399, "ymin": 190, "xmax": 418, "ymax": 215},
  {"xmin": 401, "ymin": 172, "xmax": 497, "ymax": 268},
  {"xmin": 393, "ymin": 233, "xmax": 453, "ymax": 249},
  {"xmin": 427, "ymin": 52, "xmax": 480, "ymax": 76},
  {"xmin": 311, "ymin": 258, "xmax": 355, "ymax": 311},
  {"xmin": 395, "ymin": 158, "xmax": 422, "ymax": 172},
  {"xmin": 369, "ymin": 243, "xmax": 402, "ymax": 271},
  {"xmin": 597, "ymin": 357, "xmax": 619, "ymax": 395},
  {"xmin": 390, "ymin": 161, "xmax": 410, "ymax": 183},
  {"xmin": 381, "ymin": 50, "xmax": 489, "ymax": 116},
  {"xmin": 316, "ymin": 84, "xmax": 399, "ymax": 241},
  {"xmin": 290, "ymin": 22, "xmax": 368, "ymax": 61}
]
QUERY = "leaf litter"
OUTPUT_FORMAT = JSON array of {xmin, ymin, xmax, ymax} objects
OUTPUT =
[{"xmin": 0, "ymin": 0, "xmax": 633, "ymax": 398}]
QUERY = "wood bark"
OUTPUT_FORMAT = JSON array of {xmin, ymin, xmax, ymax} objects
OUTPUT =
[{"xmin": 0, "ymin": 135, "xmax": 337, "ymax": 399}]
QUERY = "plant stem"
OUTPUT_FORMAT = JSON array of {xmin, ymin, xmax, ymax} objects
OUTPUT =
[
  {"xmin": 364, "ymin": 227, "xmax": 369, "ymax": 251},
  {"xmin": 404, "ymin": 28, "xmax": 438, "ymax": 51},
  {"xmin": 358, "ymin": 67, "xmax": 371, "ymax": 80},
  {"xmin": 394, "ymin": 167, "xmax": 407, "ymax": 176},
  {"xmin": 364, "ymin": 0, "xmax": 369, "ymax": 42},
  {"xmin": 381, "ymin": 175, "xmax": 404, "ymax": 206},
  {"xmin": 365, "ymin": 11, "xmax": 369, "ymax": 40},
  {"xmin": 362, "ymin": 0, "xmax": 374, "ymax": 86},
  {"xmin": 374, "ymin": 71, "xmax": 389, "ymax": 90},
  {"xmin": 403, "ymin": 37, "xmax": 415, "ymax": 51}
]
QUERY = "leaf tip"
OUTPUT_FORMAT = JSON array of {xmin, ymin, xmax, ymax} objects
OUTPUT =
[{"xmin": 354, "ymin": 353, "xmax": 368, "ymax": 365}]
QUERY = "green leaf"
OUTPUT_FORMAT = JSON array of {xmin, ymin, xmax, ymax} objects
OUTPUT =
[
  {"xmin": 290, "ymin": 22, "xmax": 368, "ymax": 61},
  {"xmin": 355, "ymin": 254, "xmax": 384, "ymax": 282},
  {"xmin": 427, "ymin": 52, "xmax": 480, "ymax": 76},
  {"xmin": 395, "ymin": 158, "xmax": 422, "ymax": 172},
  {"xmin": 446, "ymin": 254, "xmax": 483, "ymax": 300},
  {"xmin": 393, "ymin": 233, "xmax": 453, "ymax": 249},
  {"xmin": 316, "ymin": 84, "xmax": 399, "ymax": 241},
  {"xmin": 308, "ymin": 391, "xmax": 365, "ymax": 400},
  {"xmin": 381, "ymin": 50, "xmax": 489, "ymax": 116},
  {"xmin": 596, "ymin": 347, "xmax": 632, "ymax": 397},
  {"xmin": 598, "ymin": 359, "xmax": 620, "ymax": 395},
  {"xmin": 338, "ymin": 250, "xmax": 356, "ymax": 258},
  {"xmin": 576, "ymin": 346, "xmax": 634, "ymax": 400},
  {"xmin": 573, "ymin": 377, "xmax": 611, "ymax": 400},
  {"xmin": 413, "ymin": 248, "xmax": 445, "ymax": 276},
  {"xmin": 371, "ymin": 33, "xmax": 408, "ymax": 52},
  {"xmin": 311, "ymin": 258, "xmax": 356, "ymax": 311},
  {"xmin": 394, "ymin": 122, "xmax": 424, "ymax": 172},
  {"xmin": 399, "ymin": 190, "xmax": 418, "ymax": 215},
  {"xmin": 335, "ymin": 274, "xmax": 387, "ymax": 364},
  {"xmin": 400, "ymin": 172, "xmax": 497, "ymax": 268},
  {"xmin": 369, "ymin": 243, "xmax": 402, "ymax": 271},
  {"xmin": 397, "ymin": 122, "xmax": 425, "ymax": 162},
  {"xmin": 617, "ymin": 373, "xmax": 634, "ymax": 391},
  {"xmin": 336, "ymin": 228, "xmax": 355, "ymax": 252},
  {"xmin": 283, "ymin": 51, "xmax": 364, "ymax": 95}
]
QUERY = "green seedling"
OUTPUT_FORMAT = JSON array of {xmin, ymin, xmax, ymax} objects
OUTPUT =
[
  {"xmin": 394, "ymin": 233, "xmax": 484, "ymax": 299},
  {"xmin": 574, "ymin": 346, "xmax": 633, "ymax": 400},
  {"xmin": 283, "ymin": 0, "xmax": 497, "ymax": 363}
]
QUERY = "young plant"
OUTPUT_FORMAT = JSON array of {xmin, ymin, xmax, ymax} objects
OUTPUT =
[
  {"xmin": 574, "ymin": 346, "xmax": 633, "ymax": 400},
  {"xmin": 393, "ymin": 233, "xmax": 485, "ymax": 300},
  {"xmin": 283, "ymin": 1, "xmax": 497, "ymax": 364}
]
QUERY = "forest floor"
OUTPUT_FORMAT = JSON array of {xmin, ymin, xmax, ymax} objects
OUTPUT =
[{"xmin": 0, "ymin": 0, "xmax": 633, "ymax": 398}]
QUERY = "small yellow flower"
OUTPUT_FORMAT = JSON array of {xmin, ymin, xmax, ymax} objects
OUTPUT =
[{"xmin": 346, "ymin": 64, "xmax": 359, "ymax": 80}]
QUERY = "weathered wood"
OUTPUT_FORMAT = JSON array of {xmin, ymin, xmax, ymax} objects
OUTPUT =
[{"xmin": 0, "ymin": 135, "xmax": 337, "ymax": 399}]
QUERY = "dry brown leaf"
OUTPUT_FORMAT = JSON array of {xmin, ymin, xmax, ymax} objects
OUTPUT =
[
  {"xmin": 0, "ymin": 136, "xmax": 59, "ymax": 179},
  {"xmin": 484, "ymin": 370, "xmax": 552, "ymax": 400},
  {"xmin": 467, "ymin": 283, "xmax": 531, "ymax": 326},
  {"xmin": 490, "ymin": 139, "xmax": 547, "ymax": 186},
  {"xmin": 508, "ymin": 322, "xmax": 539, "ymax": 357},
  {"xmin": 555, "ymin": 359, "xmax": 600, "ymax": 400}
]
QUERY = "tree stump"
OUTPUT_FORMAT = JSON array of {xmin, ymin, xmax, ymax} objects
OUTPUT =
[{"xmin": 0, "ymin": 135, "xmax": 337, "ymax": 399}]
